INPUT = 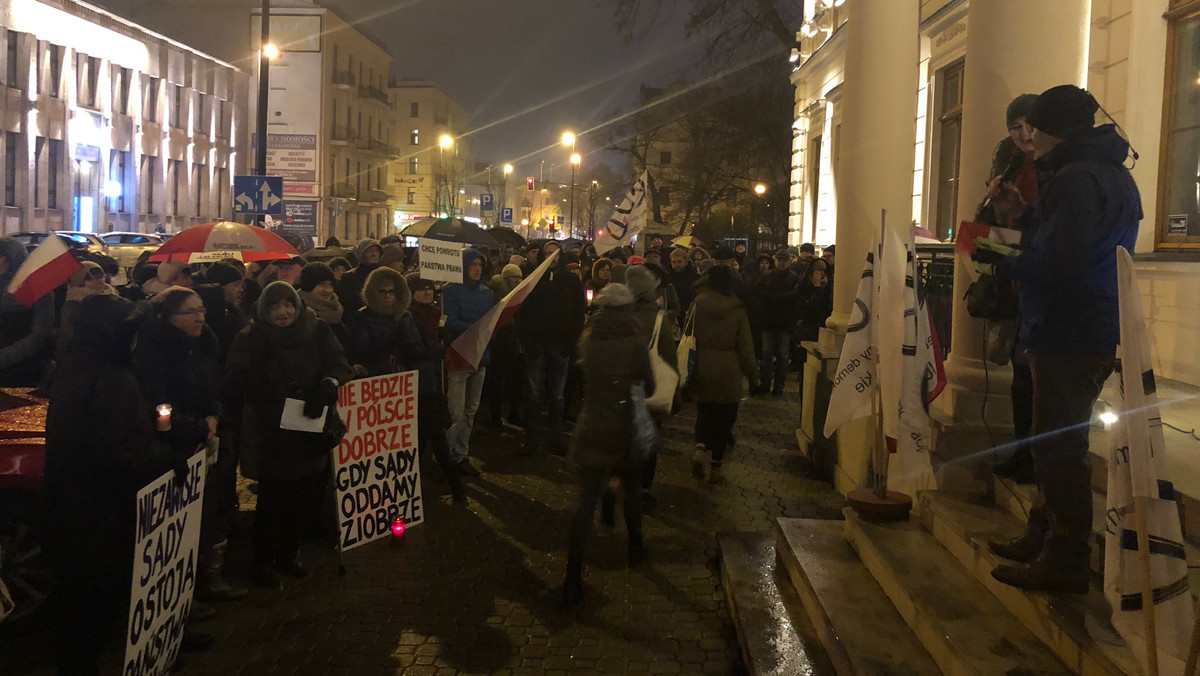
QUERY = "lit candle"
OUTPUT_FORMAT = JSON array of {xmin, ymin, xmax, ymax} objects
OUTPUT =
[
  {"xmin": 585, "ymin": 288, "xmax": 594, "ymax": 305},
  {"xmin": 156, "ymin": 404, "xmax": 172, "ymax": 432},
  {"xmin": 391, "ymin": 518, "xmax": 406, "ymax": 538}
]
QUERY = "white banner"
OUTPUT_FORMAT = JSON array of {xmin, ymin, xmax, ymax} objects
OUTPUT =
[
  {"xmin": 334, "ymin": 371, "xmax": 423, "ymax": 552},
  {"xmin": 124, "ymin": 452, "xmax": 206, "ymax": 676},
  {"xmin": 823, "ymin": 245, "xmax": 877, "ymax": 438},
  {"xmin": 595, "ymin": 171, "xmax": 648, "ymax": 255},
  {"xmin": 418, "ymin": 238, "xmax": 466, "ymax": 284}
]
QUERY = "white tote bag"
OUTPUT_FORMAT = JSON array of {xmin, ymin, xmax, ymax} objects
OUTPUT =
[
  {"xmin": 646, "ymin": 310, "xmax": 679, "ymax": 412},
  {"xmin": 675, "ymin": 305, "xmax": 697, "ymax": 389}
]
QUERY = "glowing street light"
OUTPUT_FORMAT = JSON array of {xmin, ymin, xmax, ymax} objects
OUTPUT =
[
  {"xmin": 570, "ymin": 153, "xmax": 581, "ymax": 165},
  {"xmin": 262, "ymin": 43, "xmax": 279, "ymax": 59},
  {"xmin": 439, "ymin": 134, "xmax": 454, "ymax": 149},
  {"xmin": 503, "ymin": 163, "xmax": 513, "ymax": 175},
  {"xmin": 754, "ymin": 183, "xmax": 767, "ymax": 195},
  {"xmin": 561, "ymin": 131, "xmax": 576, "ymax": 147}
]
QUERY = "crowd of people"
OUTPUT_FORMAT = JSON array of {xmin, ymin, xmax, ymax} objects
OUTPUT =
[{"xmin": 0, "ymin": 226, "xmax": 834, "ymax": 671}]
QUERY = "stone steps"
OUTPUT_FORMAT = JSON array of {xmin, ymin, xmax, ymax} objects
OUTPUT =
[
  {"xmin": 843, "ymin": 507, "xmax": 1075, "ymax": 676},
  {"xmin": 716, "ymin": 530, "xmax": 835, "ymax": 676},
  {"xmin": 918, "ymin": 491, "xmax": 1141, "ymax": 676},
  {"xmin": 773, "ymin": 518, "xmax": 940, "ymax": 675}
]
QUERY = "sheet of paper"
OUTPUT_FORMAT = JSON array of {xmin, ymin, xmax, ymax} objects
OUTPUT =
[{"xmin": 280, "ymin": 397, "xmax": 326, "ymax": 432}]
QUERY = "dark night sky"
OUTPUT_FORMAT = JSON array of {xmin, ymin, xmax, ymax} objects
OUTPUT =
[{"xmin": 322, "ymin": 0, "xmax": 708, "ymax": 180}]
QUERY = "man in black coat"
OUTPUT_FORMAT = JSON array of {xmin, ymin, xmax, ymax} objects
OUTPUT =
[{"xmin": 754, "ymin": 252, "xmax": 801, "ymax": 396}]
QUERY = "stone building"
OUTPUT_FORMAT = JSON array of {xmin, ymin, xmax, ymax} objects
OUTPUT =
[{"xmin": 387, "ymin": 78, "xmax": 472, "ymax": 231}]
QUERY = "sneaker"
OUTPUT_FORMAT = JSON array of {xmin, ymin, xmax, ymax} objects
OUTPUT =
[
  {"xmin": 991, "ymin": 559, "xmax": 1088, "ymax": 594},
  {"xmin": 249, "ymin": 564, "xmax": 281, "ymax": 589},
  {"xmin": 457, "ymin": 459, "xmax": 481, "ymax": 477}
]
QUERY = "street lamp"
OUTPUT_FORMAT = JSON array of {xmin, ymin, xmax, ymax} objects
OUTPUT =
[
  {"xmin": 437, "ymin": 135, "xmax": 454, "ymax": 217},
  {"xmin": 503, "ymin": 164, "xmax": 513, "ymax": 175},
  {"xmin": 569, "ymin": 152, "xmax": 582, "ymax": 239},
  {"xmin": 754, "ymin": 183, "xmax": 767, "ymax": 195},
  {"xmin": 262, "ymin": 43, "xmax": 279, "ymax": 59}
]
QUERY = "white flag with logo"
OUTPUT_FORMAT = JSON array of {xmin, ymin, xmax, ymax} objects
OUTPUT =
[
  {"xmin": 823, "ymin": 245, "xmax": 877, "ymax": 438},
  {"xmin": 1103, "ymin": 246, "xmax": 1192, "ymax": 676},
  {"xmin": 595, "ymin": 171, "xmax": 648, "ymax": 255}
]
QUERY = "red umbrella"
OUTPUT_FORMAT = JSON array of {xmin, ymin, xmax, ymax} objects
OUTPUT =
[{"xmin": 149, "ymin": 222, "xmax": 299, "ymax": 263}]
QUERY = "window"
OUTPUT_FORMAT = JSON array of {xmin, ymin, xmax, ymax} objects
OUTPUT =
[
  {"xmin": 47, "ymin": 139, "xmax": 59, "ymax": 208},
  {"xmin": 6, "ymin": 31, "xmax": 18, "ymax": 89},
  {"xmin": 113, "ymin": 67, "xmax": 130, "ymax": 115},
  {"xmin": 216, "ymin": 167, "xmax": 226, "ymax": 216},
  {"xmin": 1159, "ymin": 7, "xmax": 1200, "ymax": 246},
  {"xmin": 141, "ymin": 155, "xmax": 156, "ymax": 213},
  {"xmin": 217, "ymin": 100, "xmax": 227, "ymax": 137},
  {"xmin": 377, "ymin": 166, "xmax": 383, "ymax": 188},
  {"xmin": 33, "ymin": 138, "xmax": 42, "ymax": 207},
  {"xmin": 171, "ymin": 85, "xmax": 185, "ymax": 129},
  {"xmin": 808, "ymin": 133, "xmax": 823, "ymax": 240},
  {"xmin": 42, "ymin": 44, "xmax": 60, "ymax": 98},
  {"xmin": 409, "ymin": 157, "xmax": 418, "ymax": 175},
  {"xmin": 194, "ymin": 94, "xmax": 207, "ymax": 133},
  {"xmin": 78, "ymin": 55, "xmax": 99, "ymax": 108},
  {"xmin": 407, "ymin": 188, "xmax": 415, "ymax": 204},
  {"xmin": 110, "ymin": 150, "xmax": 128, "ymax": 213},
  {"xmin": 193, "ymin": 164, "xmax": 204, "ymax": 216},
  {"xmin": 367, "ymin": 116, "xmax": 373, "ymax": 141},
  {"xmin": 410, "ymin": 128, "xmax": 419, "ymax": 145},
  {"xmin": 659, "ymin": 151, "xmax": 672, "ymax": 165},
  {"xmin": 5, "ymin": 132, "xmax": 16, "ymax": 206},
  {"xmin": 410, "ymin": 102, "xmax": 419, "ymax": 118},
  {"xmin": 934, "ymin": 60, "xmax": 965, "ymax": 241},
  {"xmin": 355, "ymin": 162, "xmax": 362, "ymax": 193},
  {"xmin": 144, "ymin": 77, "xmax": 159, "ymax": 121},
  {"xmin": 171, "ymin": 160, "xmax": 182, "ymax": 214}
]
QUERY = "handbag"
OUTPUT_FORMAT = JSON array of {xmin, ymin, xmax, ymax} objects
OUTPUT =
[
  {"xmin": 965, "ymin": 273, "xmax": 1018, "ymax": 321},
  {"xmin": 629, "ymin": 382, "xmax": 658, "ymax": 461},
  {"xmin": 676, "ymin": 305, "xmax": 698, "ymax": 389},
  {"xmin": 646, "ymin": 311, "xmax": 679, "ymax": 413}
]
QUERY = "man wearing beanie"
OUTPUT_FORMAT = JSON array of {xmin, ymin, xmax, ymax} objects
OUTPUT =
[
  {"xmin": 338, "ymin": 238, "xmax": 383, "ymax": 315},
  {"xmin": 194, "ymin": 261, "xmax": 246, "ymax": 363},
  {"xmin": 975, "ymin": 84, "xmax": 1141, "ymax": 594}
]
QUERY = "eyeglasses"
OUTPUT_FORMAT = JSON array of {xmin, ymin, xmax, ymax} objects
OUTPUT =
[{"xmin": 379, "ymin": 288, "xmax": 397, "ymax": 296}]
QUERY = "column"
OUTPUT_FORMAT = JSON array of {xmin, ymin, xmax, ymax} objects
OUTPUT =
[
  {"xmin": 939, "ymin": 0, "xmax": 1090, "ymax": 421},
  {"xmin": 826, "ymin": 0, "xmax": 919, "ymax": 337}
]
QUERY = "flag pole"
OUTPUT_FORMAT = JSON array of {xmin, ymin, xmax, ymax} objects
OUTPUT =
[
  {"xmin": 1135, "ymin": 494, "xmax": 1161, "ymax": 676},
  {"xmin": 1183, "ymin": 601, "xmax": 1200, "ymax": 676},
  {"xmin": 873, "ymin": 209, "xmax": 889, "ymax": 500}
]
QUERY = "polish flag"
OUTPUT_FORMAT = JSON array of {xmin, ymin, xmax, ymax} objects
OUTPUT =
[
  {"xmin": 7, "ymin": 235, "xmax": 82, "ymax": 306},
  {"xmin": 445, "ymin": 250, "xmax": 559, "ymax": 372}
]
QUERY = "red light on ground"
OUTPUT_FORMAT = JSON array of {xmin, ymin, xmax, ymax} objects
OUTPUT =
[{"xmin": 391, "ymin": 518, "xmax": 405, "ymax": 537}]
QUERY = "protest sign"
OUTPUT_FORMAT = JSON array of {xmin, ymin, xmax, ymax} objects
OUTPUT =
[
  {"xmin": 333, "ymin": 371, "xmax": 423, "ymax": 551},
  {"xmin": 124, "ymin": 451, "xmax": 205, "ymax": 676},
  {"xmin": 418, "ymin": 238, "xmax": 465, "ymax": 284}
]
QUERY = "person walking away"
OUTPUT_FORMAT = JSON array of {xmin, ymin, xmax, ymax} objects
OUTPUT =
[
  {"xmin": 974, "ymin": 85, "xmax": 1141, "ymax": 593},
  {"xmin": 689, "ymin": 265, "xmax": 758, "ymax": 483},
  {"xmin": 754, "ymin": 251, "xmax": 801, "ymax": 396},
  {"xmin": 515, "ymin": 241, "xmax": 586, "ymax": 455},
  {"xmin": 44, "ymin": 295, "xmax": 211, "ymax": 672},
  {"xmin": 225, "ymin": 282, "xmax": 351, "ymax": 588},
  {"xmin": 133, "ymin": 287, "xmax": 248, "ymax": 604},
  {"xmin": 337, "ymin": 239, "xmax": 383, "ymax": 314},
  {"xmin": 442, "ymin": 249, "xmax": 497, "ymax": 476},
  {"xmin": 563, "ymin": 283, "xmax": 653, "ymax": 607}
]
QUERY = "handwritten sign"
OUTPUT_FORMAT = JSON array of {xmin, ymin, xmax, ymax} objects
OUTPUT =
[
  {"xmin": 418, "ymin": 238, "xmax": 465, "ymax": 284},
  {"xmin": 124, "ymin": 452, "xmax": 205, "ymax": 676},
  {"xmin": 333, "ymin": 372, "xmax": 423, "ymax": 551}
]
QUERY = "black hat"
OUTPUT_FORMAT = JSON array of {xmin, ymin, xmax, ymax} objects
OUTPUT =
[
  {"xmin": 328, "ymin": 256, "xmax": 351, "ymax": 272},
  {"xmin": 799, "ymin": 243, "xmax": 816, "ymax": 254},
  {"xmin": 298, "ymin": 262, "xmax": 336, "ymax": 292},
  {"xmin": 712, "ymin": 246, "xmax": 736, "ymax": 261},
  {"xmin": 205, "ymin": 261, "xmax": 242, "ymax": 287},
  {"xmin": 704, "ymin": 265, "xmax": 733, "ymax": 292},
  {"xmin": 1006, "ymin": 93, "xmax": 1038, "ymax": 127},
  {"xmin": 406, "ymin": 273, "xmax": 436, "ymax": 293},
  {"xmin": 1030, "ymin": 85, "xmax": 1098, "ymax": 139}
]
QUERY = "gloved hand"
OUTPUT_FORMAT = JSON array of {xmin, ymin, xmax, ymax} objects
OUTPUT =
[
  {"xmin": 304, "ymin": 378, "xmax": 339, "ymax": 419},
  {"xmin": 971, "ymin": 237, "xmax": 1020, "ymax": 275}
]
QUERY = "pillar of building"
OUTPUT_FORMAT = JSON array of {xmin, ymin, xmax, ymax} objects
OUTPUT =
[
  {"xmin": 819, "ymin": 0, "xmax": 919, "ymax": 493},
  {"xmin": 938, "ymin": 0, "xmax": 1091, "ymax": 423}
]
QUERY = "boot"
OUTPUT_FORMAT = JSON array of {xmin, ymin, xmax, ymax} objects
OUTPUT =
[
  {"xmin": 196, "ymin": 541, "xmax": 248, "ymax": 602},
  {"xmin": 994, "ymin": 444, "xmax": 1036, "ymax": 484},
  {"xmin": 708, "ymin": 464, "xmax": 725, "ymax": 485},
  {"xmin": 987, "ymin": 530, "xmax": 1044, "ymax": 563},
  {"xmin": 991, "ymin": 557, "xmax": 1089, "ymax": 594},
  {"xmin": 691, "ymin": 446, "xmax": 706, "ymax": 480},
  {"xmin": 562, "ymin": 558, "xmax": 584, "ymax": 608},
  {"xmin": 600, "ymin": 490, "xmax": 616, "ymax": 530}
]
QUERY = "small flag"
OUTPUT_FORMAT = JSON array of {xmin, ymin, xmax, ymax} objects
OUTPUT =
[
  {"xmin": 823, "ymin": 244, "xmax": 878, "ymax": 438},
  {"xmin": 7, "ymin": 235, "xmax": 81, "ymax": 306},
  {"xmin": 954, "ymin": 220, "xmax": 1021, "ymax": 259},
  {"xmin": 445, "ymin": 251, "xmax": 559, "ymax": 372},
  {"xmin": 1104, "ymin": 246, "xmax": 1192, "ymax": 675},
  {"xmin": 595, "ymin": 172, "xmax": 648, "ymax": 255}
]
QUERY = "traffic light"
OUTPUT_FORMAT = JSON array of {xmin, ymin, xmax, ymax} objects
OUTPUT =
[
  {"xmin": 526, "ymin": 177, "xmax": 535, "ymax": 191},
  {"xmin": 596, "ymin": 229, "xmax": 604, "ymax": 238}
]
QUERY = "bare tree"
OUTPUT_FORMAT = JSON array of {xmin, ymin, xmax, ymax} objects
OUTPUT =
[{"xmin": 610, "ymin": 0, "xmax": 803, "ymax": 65}]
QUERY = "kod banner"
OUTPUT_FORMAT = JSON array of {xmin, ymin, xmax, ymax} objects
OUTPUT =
[
  {"xmin": 334, "ymin": 372, "xmax": 423, "ymax": 551},
  {"xmin": 418, "ymin": 238, "xmax": 466, "ymax": 284},
  {"xmin": 124, "ymin": 451, "xmax": 205, "ymax": 676}
]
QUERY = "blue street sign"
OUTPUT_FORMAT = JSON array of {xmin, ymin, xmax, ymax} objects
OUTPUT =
[
  {"xmin": 232, "ymin": 175, "xmax": 284, "ymax": 215},
  {"xmin": 481, "ymin": 193, "xmax": 494, "ymax": 211},
  {"xmin": 501, "ymin": 207, "xmax": 513, "ymax": 224}
]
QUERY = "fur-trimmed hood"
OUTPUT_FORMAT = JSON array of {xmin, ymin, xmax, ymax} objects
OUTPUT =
[{"xmin": 363, "ymin": 266, "xmax": 411, "ymax": 318}]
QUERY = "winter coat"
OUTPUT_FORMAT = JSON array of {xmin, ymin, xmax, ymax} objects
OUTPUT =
[
  {"xmin": 667, "ymin": 264, "xmax": 700, "ymax": 325},
  {"xmin": 0, "ymin": 237, "xmax": 53, "ymax": 386},
  {"xmin": 42, "ymin": 295, "xmax": 176, "ymax": 578},
  {"xmin": 755, "ymin": 268, "xmax": 802, "ymax": 331},
  {"xmin": 997, "ymin": 124, "xmax": 1141, "ymax": 355},
  {"xmin": 689, "ymin": 287, "xmax": 757, "ymax": 403},
  {"xmin": 515, "ymin": 245, "xmax": 586, "ymax": 357},
  {"xmin": 337, "ymin": 239, "xmax": 383, "ymax": 315},
  {"xmin": 56, "ymin": 283, "xmax": 118, "ymax": 362},
  {"xmin": 442, "ymin": 249, "xmax": 496, "ymax": 367},
  {"xmin": 299, "ymin": 288, "xmax": 349, "ymax": 349},
  {"xmin": 570, "ymin": 285, "xmax": 653, "ymax": 468},
  {"xmin": 409, "ymin": 301, "xmax": 445, "ymax": 398},
  {"xmin": 347, "ymin": 267, "xmax": 412, "ymax": 377},
  {"xmin": 195, "ymin": 283, "xmax": 245, "ymax": 365},
  {"xmin": 133, "ymin": 319, "xmax": 223, "ymax": 432},
  {"xmin": 796, "ymin": 280, "xmax": 833, "ymax": 342},
  {"xmin": 225, "ymin": 308, "xmax": 351, "ymax": 481}
]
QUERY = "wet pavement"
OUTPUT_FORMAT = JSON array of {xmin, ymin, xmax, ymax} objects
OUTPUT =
[{"xmin": 3, "ymin": 381, "xmax": 845, "ymax": 675}]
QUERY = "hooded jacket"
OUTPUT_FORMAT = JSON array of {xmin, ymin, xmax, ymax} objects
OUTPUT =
[
  {"xmin": 0, "ymin": 236, "xmax": 54, "ymax": 385},
  {"xmin": 337, "ymin": 238, "xmax": 382, "ymax": 315},
  {"xmin": 690, "ymin": 286, "xmax": 757, "ymax": 403},
  {"xmin": 515, "ymin": 242, "xmax": 586, "ymax": 356},
  {"xmin": 998, "ymin": 124, "xmax": 1141, "ymax": 354},
  {"xmin": 442, "ymin": 248, "xmax": 496, "ymax": 367},
  {"xmin": 347, "ymin": 266, "xmax": 413, "ymax": 377}
]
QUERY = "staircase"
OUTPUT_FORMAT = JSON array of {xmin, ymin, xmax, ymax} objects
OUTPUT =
[{"xmin": 719, "ymin": 475, "xmax": 1198, "ymax": 675}]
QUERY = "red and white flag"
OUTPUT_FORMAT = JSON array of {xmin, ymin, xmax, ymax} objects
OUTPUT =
[
  {"xmin": 445, "ymin": 250, "xmax": 559, "ymax": 372},
  {"xmin": 7, "ymin": 235, "xmax": 81, "ymax": 306}
]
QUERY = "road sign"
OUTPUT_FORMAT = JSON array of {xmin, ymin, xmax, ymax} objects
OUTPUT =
[
  {"xmin": 232, "ymin": 175, "xmax": 284, "ymax": 215},
  {"xmin": 501, "ymin": 207, "xmax": 513, "ymax": 224},
  {"xmin": 481, "ymin": 193, "xmax": 494, "ymax": 211}
]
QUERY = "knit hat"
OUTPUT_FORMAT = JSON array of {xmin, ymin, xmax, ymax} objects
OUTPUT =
[
  {"xmin": 380, "ymin": 244, "xmax": 407, "ymax": 269},
  {"xmin": 298, "ymin": 262, "xmax": 336, "ymax": 292},
  {"xmin": 328, "ymin": 257, "xmax": 351, "ymax": 273},
  {"xmin": 157, "ymin": 260, "xmax": 191, "ymax": 284},
  {"xmin": 712, "ymin": 246, "xmax": 736, "ymax": 261},
  {"xmin": 1005, "ymin": 93, "xmax": 1038, "ymax": 127},
  {"xmin": 509, "ymin": 254, "xmax": 526, "ymax": 267},
  {"xmin": 151, "ymin": 286, "xmax": 199, "ymax": 319},
  {"xmin": 625, "ymin": 264, "xmax": 658, "ymax": 300},
  {"xmin": 205, "ymin": 261, "xmax": 242, "ymax": 287},
  {"xmin": 704, "ymin": 265, "xmax": 734, "ymax": 292},
  {"xmin": 592, "ymin": 282, "xmax": 634, "ymax": 308},
  {"xmin": 501, "ymin": 264, "xmax": 523, "ymax": 281},
  {"xmin": 69, "ymin": 260, "xmax": 104, "ymax": 286},
  {"xmin": 256, "ymin": 280, "xmax": 303, "ymax": 319},
  {"xmin": 406, "ymin": 273, "xmax": 436, "ymax": 294},
  {"xmin": 1030, "ymin": 85, "xmax": 1098, "ymax": 139}
]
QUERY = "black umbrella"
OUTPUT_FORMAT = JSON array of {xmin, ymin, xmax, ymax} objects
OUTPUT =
[
  {"xmin": 485, "ymin": 227, "xmax": 526, "ymax": 250},
  {"xmin": 401, "ymin": 217, "xmax": 499, "ymax": 248}
]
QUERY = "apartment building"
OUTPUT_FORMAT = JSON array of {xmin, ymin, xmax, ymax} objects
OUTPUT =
[{"xmin": 388, "ymin": 79, "xmax": 473, "ymax": 231}]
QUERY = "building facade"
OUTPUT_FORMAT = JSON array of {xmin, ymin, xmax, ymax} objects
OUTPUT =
[
  {"xmin": 387, "ymin": 79, "xmax": 472, "ymax": 231},
  {"xmin": 0, "ymin": 0, "xmax": 247, "ymax": 235}
]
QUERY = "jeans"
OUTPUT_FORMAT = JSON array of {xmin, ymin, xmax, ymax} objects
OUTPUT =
[
  {"xmin": 446, "ymin": 367, "xmax": 487, "ymax": 461},
  {"xmin": 695, "ymin": 402, "xmax": 740, "ymax": 465},
  {"xmin": 759, "ymin": 330, "xmax": 791, "ymax": 393},
  {"xmin": 525, "ymin": 350, "xmax": 570, "ymax": 448},
  {"xmin": 1029, "ymin": 352, "xmax": 1114, "ymax": 568}
]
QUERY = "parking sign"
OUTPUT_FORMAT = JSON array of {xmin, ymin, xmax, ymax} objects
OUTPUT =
[
  {"xmin": 481, "ymin": 193, "xmax": 494, "ymax": 211},
  {"xmin": 501, "ymin": 207, "xmax": 513, "ymax": 224}
]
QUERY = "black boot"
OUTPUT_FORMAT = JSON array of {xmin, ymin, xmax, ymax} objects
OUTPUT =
[
  {"xmin": 600, "ymin": 490, "xmax": 616, "ymax": 530},
  {"xmin": 988, "ymin": 505, "xmax": 1047, "ymax": 563},
  {"xmin": 991, "ymin": 557, "xmax": 1089, "ymax": 594},
  {"xmin": 994, "ymin": 445, "xmax": 1035, "ymax": 484},
  {"xmin": 562, "ymin": 559, "xmax": 584, "ymax": 608}
]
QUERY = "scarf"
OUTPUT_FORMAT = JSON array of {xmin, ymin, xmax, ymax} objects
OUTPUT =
[{"xmin": 299, "ymin": 290, "xmax": 344, "ymax": 325}]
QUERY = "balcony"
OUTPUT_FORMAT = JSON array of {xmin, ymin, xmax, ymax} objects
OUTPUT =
[
  {"xmin": 358, "ymin": 85, "xmax": 390, "ymax": 106},
  {"xmin": 358, "ymin": 188, "xmax": 390, "ymax": 205},
  {"xmin": 368, "ymin": 139, "xmax": 390, "ymax": 155},
  {"xmin": 332, "ymin": 71, "xmax": 355, "ymax": 88},
  {"xmin": 331, "ymin": 126, "xmax": 356, "ymax": 145},
  {"xmin": 331, "ymin": 183, "xmax": 357, "ymax": 199},
  {"xmin": 354, "ymin": 134, "xmax": 372, "ymax": 151}
]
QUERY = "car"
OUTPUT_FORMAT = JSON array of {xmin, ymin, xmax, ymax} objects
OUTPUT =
[
  {"xmin": 100, "ymin": 231, "xmax": 165, "ymax": 268},
  {"xmin": 9, "ymin": 231, "xmax": 108, "ymax": 256}
]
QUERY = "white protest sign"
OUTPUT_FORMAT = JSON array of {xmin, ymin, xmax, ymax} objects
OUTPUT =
[
  {"xmin": 333, "ymin": 371, "xmax": 423, "ymax": 551},
  {"xmin": 418, "ymin": 238, "xmax": 466, "ymax": 284},
  {"xmin": 124, "ymin": 451, "xmax": 205, "ymax": 676}
]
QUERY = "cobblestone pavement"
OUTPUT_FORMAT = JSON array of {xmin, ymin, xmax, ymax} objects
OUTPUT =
[{"xmin": 4, "ymin": 383, "xmax": 845, "ymax": 675}]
